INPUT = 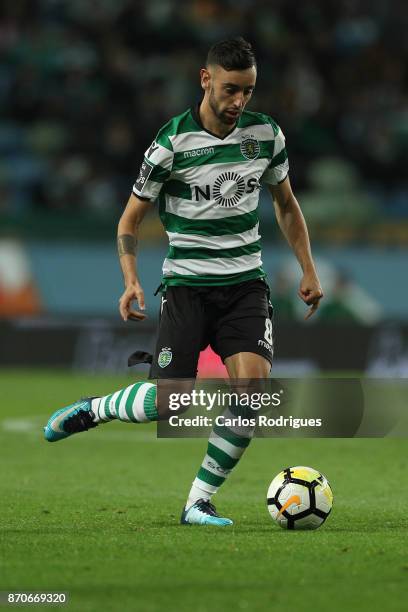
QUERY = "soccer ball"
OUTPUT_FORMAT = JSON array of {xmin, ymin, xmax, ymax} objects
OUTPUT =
[{"xmin": 267, "ymin": 466, "xmax": 333, "ymax": 530}]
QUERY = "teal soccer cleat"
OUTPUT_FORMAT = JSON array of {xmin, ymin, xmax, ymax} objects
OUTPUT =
[
  {"xmin": 44, "ymin": 398, "xmax": 98, "ymax": 442},
  {"xmin": 181, "ymin": 499, "xmax": 233, "ymax": 526}
]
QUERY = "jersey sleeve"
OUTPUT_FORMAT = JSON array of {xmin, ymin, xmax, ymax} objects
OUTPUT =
[
  {"xmin": 132, "ymin": 136, "xmax": 174, "ymax": 201},
  {"xmin": 261, "ymin": 124, "xmax": 289, "ymax": 186}
]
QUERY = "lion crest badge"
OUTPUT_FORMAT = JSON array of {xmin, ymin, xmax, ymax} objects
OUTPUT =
[
  {"xmin": 240, "ymin": 134, "xmax": 260, "ymax": 160},
  {"xmin": 158, "ymin": 347, "xmax": 172, "ymax": 368}
]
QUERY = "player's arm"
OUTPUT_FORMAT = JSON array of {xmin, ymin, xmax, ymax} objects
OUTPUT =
[
  {"xmin": 117, "ymin": 193, "xmax": 151, "ymax": 322},
  {"xmin": 118, "ymin": 130, "xmax": 173, "ymax": 321},
  {"xmin": 268, "ymin": 177, "xmax": 323, "ymax": 319}
]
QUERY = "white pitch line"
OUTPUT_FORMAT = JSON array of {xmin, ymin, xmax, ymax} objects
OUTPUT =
[
  {"xmin": 1, "ymin": 416, "xmax": 46, "ymax": 432},
  {"xmin": 0, "ymin": 416, "xmax": 197, "ymax": 443}
]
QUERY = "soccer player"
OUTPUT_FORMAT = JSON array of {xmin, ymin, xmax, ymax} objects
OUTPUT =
[{"xmin": 44, "ymin": 38, "xmax": 323, "ymax": 526}]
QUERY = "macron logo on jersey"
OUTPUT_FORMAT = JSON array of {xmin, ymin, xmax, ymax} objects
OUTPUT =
[{"xmin": 183, "ymin": 146, "xmax": 215, "ymax": 159}]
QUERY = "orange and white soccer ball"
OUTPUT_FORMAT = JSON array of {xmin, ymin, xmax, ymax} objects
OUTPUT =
[{"xmin": 267, "ymin": 466, "xmax": 333, "ymax": 530}]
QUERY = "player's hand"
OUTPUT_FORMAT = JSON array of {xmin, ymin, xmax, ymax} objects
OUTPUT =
[
  {"xmin": 119, "ymin": 282, "xmax": 147, "ymax": 322},
  {"xmin": 298, "ymin": 273, "xmax": 323, "ymax": 320}
]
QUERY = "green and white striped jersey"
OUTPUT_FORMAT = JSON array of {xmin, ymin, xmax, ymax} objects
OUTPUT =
[{"xmin": 133, "ymin": 105, "xmax": 289, "ymax": 287}]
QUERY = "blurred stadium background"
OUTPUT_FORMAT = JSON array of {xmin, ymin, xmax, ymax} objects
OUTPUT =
[{"xmin": 1, "ymin": 0, "xmax": 407, "ymax": 376}]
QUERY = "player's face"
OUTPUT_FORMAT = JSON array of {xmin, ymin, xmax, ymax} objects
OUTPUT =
[{"xmin": 204, "ymin": 65, "xmax": 257, "ymax": 126}]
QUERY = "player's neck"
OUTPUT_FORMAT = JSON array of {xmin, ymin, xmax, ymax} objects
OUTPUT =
[{"xmin": 199, "ymin": 99, "xmax": 236, "ymax": 139}]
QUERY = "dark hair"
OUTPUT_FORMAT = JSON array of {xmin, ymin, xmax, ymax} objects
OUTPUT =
[{"xmin": 206, "ymin": 37, "xmax": 256, "ymax": 71}]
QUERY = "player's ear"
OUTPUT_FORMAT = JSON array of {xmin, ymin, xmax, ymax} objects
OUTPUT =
[{"xmin": 200, "ymin": 67, "xmax": 211, "ymax": 92}]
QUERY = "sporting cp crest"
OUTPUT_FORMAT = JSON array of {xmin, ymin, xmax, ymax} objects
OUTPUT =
[
  {"xmin": 240, "ymin": 134, "xmax": 260, "ymax": 160},
  {"xmin": 158, "ymin": 347, "xmax": 172, "ymax": 368}
]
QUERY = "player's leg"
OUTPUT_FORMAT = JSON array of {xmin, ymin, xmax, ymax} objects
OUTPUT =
[
  {"xmin": 184, "ymin": 353, "xmax": 270, "ymax": 514},
  {"xmin": 44, "ymin": 286, "xmax": 202, "ymax": 441},
  {"xmin": 183, "ymin": 280, "xmax": 273, "ymax": 524},
  {"xmin": 43, "ymin": 380, "xmax": 160, "ymax": 442},
  {"xmin": 223, "ymin": 351, "xmax": 271, "ymax": 379},
  {"xmin": 43, "ymin": 376, "xmax": 201, "ymax": 442}
]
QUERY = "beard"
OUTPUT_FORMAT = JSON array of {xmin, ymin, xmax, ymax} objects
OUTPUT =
[{"xmin": 209, "ymin": 88, "xmax": 240, "ymax": 125}]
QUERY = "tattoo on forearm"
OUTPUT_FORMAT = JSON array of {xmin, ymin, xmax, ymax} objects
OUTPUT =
[{"xmin": 117, "ymin": 234, "xmax": 137, "ymax": 257}]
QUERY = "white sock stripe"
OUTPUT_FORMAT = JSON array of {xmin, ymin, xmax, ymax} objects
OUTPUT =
[
  {"xmin": 94, "ymin": 398, "xmax": 109, "ymax": 423},
  {"xmin": 96, "ymin": 397, "xmax": 103, "ymax": 419},
  {"xmin": 108, "ymin": 390, "xmax": 122, "ymax": 418},
  {"xmin": 191, "ymin": 477, "xmax": 218, "ymax": 495},
  {"xmin": 133, "ymin": 383, "xmax": 155, "ymax": 423},
  {"xmin": 186, "ymin": 483, "xmax": 212, "ymax": 508},
  {"xmin": 210, "ymin": 431, "xmax": 247, "ymax": 459},
  {"xmin": 91, "ymin": 398, "xmax": 101, "ymax": 421},
  {"xmin": 118, "ymin": 384, "xmax": 135, "ymax": 421}
]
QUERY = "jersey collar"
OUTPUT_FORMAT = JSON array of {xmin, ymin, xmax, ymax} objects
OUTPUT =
[{"xmin": 191, "ymin": 103, "xmax": 238, "ymax": 141}]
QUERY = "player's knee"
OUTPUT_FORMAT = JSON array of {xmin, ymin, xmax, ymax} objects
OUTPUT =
[
  {"xmin": 225, "ymin": 352, "xmax": 271, "ymax": 378},
  {"xmin": 156, "ymin": 379, "xmax": 195, "ymax": 420}
]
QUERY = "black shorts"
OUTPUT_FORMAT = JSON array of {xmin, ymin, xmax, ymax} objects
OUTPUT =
[{"xmin": 149, "ymin": 279, "xmax": 274, "ymax": 379}]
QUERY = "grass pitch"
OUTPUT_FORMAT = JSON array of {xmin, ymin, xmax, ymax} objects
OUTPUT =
[{"xmin": 1, "ymin": 370, "xmax": 407, "ymax": 612}]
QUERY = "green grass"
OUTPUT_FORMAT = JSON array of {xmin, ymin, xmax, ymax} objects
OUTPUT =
[{"xmin": 1, "ymin": 370, "xmax": 407, "ymax": 611}]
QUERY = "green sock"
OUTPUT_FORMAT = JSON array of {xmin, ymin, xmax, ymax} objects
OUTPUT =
[{"xmin": 186, "ymin": 404, "xmax": 254, "ymax": 508}]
